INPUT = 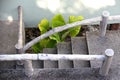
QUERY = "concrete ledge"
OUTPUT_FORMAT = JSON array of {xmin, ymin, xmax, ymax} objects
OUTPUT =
[{"xmin": 0, "ymin": 68, "xmax": 120, "ymax": 80}]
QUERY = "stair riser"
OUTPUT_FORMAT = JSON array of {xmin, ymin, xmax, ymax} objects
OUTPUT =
[
  {"xmin": 43, "ymin": 48, "xmax": 58, "ymax": 68},
  {"xmin": 71, "ymin": 37, "xmax": 90, "ymax": 68},
  {"xmin": 57, "ymin": 42, "xmax": 73, "ymax": 68}
]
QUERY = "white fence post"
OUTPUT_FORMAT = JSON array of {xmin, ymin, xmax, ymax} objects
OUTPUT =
[
  {"xmin": 99, "ymin": 11, "xmax": 110, "ymax": 37},
  {"xmin": 99, "ymin": 49, "xmax": 114, "ymax": 76},
  {"xmin": 17, "ymin": 6, "xmax": 33, "ymax": 77}
]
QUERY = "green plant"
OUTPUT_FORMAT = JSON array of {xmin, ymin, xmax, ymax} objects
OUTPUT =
[{"xmin": 32, "ymin": 14, "xmax": 84, "ymax": 53}]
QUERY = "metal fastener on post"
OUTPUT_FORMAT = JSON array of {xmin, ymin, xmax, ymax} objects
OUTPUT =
[
  {"xmin": 99, "ymin": 49, "xmax": 114, "ymax": 76},
  {"xmin": 99, "ymin": 11, "xmax": 110, "ymax": 37}
]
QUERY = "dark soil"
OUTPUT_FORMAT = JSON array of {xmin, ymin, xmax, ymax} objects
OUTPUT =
[
  {"xmin": 25, "ymin": 26, "xmax": 90, "ymax": 43},
  {"xmin": 25, "ymin": 28, "xmax": 40, "ymax": 43}
]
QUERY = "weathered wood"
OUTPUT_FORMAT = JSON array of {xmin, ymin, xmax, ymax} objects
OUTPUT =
[
  {"xmin": 71, "ymin": 37, "xmax": 90, "ymax": 68},
  {"xmin": 43, "ymin": 48, "xmax": 58, "ymax": 68},
  {"xmin": 23, "ymin": 14, "xmax": 120, "ymax": 51},
  {"xmin": 86, "ymin": 30, "xmax": 120, "ymax": 68}
]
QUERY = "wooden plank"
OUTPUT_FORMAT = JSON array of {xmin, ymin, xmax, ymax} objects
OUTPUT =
[
  {"xmin": 86, "ymin": 30, "xmax": 120, "ymax": 68},
  {"xmin": 71, "ymin": 37, "xmax": 90, "ymax": 68}
]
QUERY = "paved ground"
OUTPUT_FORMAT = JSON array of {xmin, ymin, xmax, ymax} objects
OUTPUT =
[
  {"xmin": 86, "ymin": 30, "xmax": 120, "ymax": 68},
  {"xmin": 0, "ymin": 20, "xmax": 19, "ymax": 69},
  {"xmin": 0, "ymin": 68, "xmax": 120, "ymax": 80}
]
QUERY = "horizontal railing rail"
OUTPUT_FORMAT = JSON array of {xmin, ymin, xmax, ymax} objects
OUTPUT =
[{"xmin": 0, "ymin": 54, "xmax": 105, "ymax": 61}]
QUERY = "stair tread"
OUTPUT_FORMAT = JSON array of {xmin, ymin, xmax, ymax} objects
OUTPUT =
[
  {"xmin": 57, "ymin": 42, "xmax": 73, "ymax": 68},
  {"xmin": 71, "ymin": 37, "xmax": 90, "ymax": 68},
  {"xmin": 86, "ymin": 30, "xmax": 120, "ymax": 68}
]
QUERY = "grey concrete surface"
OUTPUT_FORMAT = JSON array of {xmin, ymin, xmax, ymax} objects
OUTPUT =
[
  {"xmin": 0, "ymin": 68, "xmax": 120, "ymax": 80},
  {"xmin": 71, "ymin": 37, "xmax": 90, "ymax": 68},
  {"xmin": 86, "ymin": 30, "xmax": 120, "ymax": 68},
  {"xmin": 57, "ymin": 42, "xmax": 73, "ymax": 68},
  {"xmin": 43, "ymin": 48, "xmax": 58, "ymax": 68},
  {"xmin": 32, "ymin": 60, "xmax": 43, "ymax": 68},
  {"xmin": 0, "ymin": 20, "xmax": 19, "ymax": 69}
]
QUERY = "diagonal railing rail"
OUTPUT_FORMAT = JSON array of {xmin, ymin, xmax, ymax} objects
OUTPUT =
[{"xmin": 23, "ymin": 13, "xmax": 120, "ymax": 52}]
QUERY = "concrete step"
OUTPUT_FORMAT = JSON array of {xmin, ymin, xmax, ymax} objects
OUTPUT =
[
  {"xmin": 57, "ymin": 42, "xmax": 73, "ymax": 68},
  {"xmin": 0, "ymin": 68, "xmax": 119, "ymax": 80},
  {"xmin": 86, "ymin": 30, "xmax": 120, "ymax": 68},
  {"xmin": 32, "ymin": 60, "xmax": 43, "ymax": 68},
  {"xmin": 43, "ymin": 48, "xmax": 58, "ymax": 68},
  {"xmin": 0, "ymin": 20, "xmax": 20, "ymax": 69},
  {"xmin": 71, "ymin": 37, "xmax": 90, "ymax": 68}
]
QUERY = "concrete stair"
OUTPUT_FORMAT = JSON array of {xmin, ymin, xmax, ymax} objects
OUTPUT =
[
  {"xmin": 39, "ymin": 37, "xmax": 90, "ymax": 69},
  {"xmin": 31, "ymin": 37, "xmax": 90, "ymax": 69}
]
